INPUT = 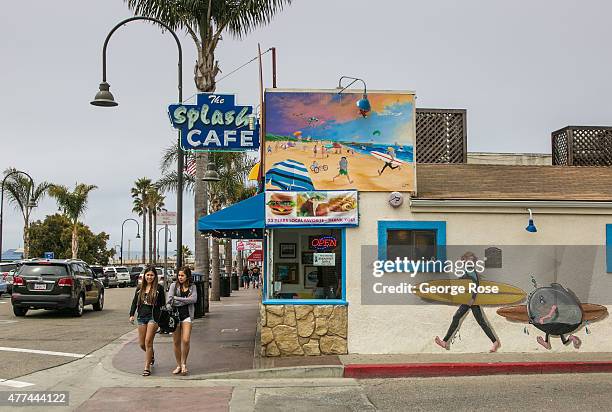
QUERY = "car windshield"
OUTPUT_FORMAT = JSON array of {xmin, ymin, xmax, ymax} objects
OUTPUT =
[
  {"xmin": 130, "ymin": 267, "xmax": 142, "ymax": 273},
  {"xmin": 104, "ymin": 271, "xmax": 115, "ymax": 275},
  {"xmin": 90, "ymin": 267, "xmax": 103, "ymax": 275},
  {"xmin": 116, "ymin": 267, "xmax": 129, "ymax": 273},
  {"xmin": 19, "ymin": 264, "xmax": 68, "ymax": 277}
]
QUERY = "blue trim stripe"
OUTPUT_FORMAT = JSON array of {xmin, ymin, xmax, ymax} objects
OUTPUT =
[{"xmin": 607, "ymin": 224, "xmax": 612, "ymax": 273}]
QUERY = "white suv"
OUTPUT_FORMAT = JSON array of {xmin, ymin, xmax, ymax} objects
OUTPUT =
[{"xmin": 103, "ymin": 266, "xmax": 130, "ymax": 287}]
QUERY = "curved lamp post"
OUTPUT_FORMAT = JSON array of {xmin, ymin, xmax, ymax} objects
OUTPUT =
[
  {"xmin": 0, "ymin": 170, "xmax": 37, "ymax": 261},
  {"xmin": 337, "ymin": 76, "xmax": 371, "ymax": 117},
  {"xmin": 121, "ymin": 218, "xmax": 141, "ymax": 265},
  {"xmin": 91, "ymin": 16, "xmax": 184, "ymax": 270}
]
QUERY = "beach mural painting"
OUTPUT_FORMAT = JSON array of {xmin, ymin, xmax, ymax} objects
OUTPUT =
[{"xmin": 264, "ymin": 89, "xmax": 416, "ymax": 192}]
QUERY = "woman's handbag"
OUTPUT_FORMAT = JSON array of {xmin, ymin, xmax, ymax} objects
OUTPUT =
[{"xmin": 159, "ymin": 305, "xmax": 180, "ymax": 333}]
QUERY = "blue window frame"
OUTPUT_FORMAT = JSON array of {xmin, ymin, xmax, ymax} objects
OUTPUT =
[
  {"xmin": 378, "ymin": 221, "xmax": 447, "ymax": 267},
  {"xmin": 263, "ymin": 228, "xmax": 347, "ymax": 306},
  {"xmin": 607, "ymin": 224, "xmax": 612, "ymax": 273}
]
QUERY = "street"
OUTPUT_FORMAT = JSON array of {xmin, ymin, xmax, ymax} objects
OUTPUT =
[{"xmin": 0, "ymin": 287, "xmax": 135, "ymax": 382}]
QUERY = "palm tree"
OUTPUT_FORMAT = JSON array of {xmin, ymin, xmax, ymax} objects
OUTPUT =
[
  {"xmin": 131, "ymin": 178, "xmax": 152, "ymax": 264},
  {"xmin": 125, "ymin": 0, "xmax": 292, "ymax": 301},
  {"xmin": 49, "ymin": 183, "xmax": 98, "ymax": 259},
  {"xmin": 2, "ymin": 168, "xmax": 51, "ymax": 258}
]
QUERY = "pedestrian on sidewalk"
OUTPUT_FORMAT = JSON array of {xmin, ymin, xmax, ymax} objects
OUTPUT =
[
  {"xmin": 434, "ymin": 252, "xmax": 501, "ymax": 353},
  {"xmin": 251, "ymin": 266, "xmax": 261, "ymax": 289},
  {"xmin": 242, "ymin": 268, "xmax": 251, "ymax": 289},
  {"xmin": 129, "ymin": 266, "xmax": 166, "ymax": 376},
  {"xmin": 167, "ymin": 266, "xmax": 198, "ymax": 376}
]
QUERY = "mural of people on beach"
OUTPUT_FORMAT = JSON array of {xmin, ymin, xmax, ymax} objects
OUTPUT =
[{"xmin": 264, "ymin": 89, "xmax": 416, "ymax": 192}]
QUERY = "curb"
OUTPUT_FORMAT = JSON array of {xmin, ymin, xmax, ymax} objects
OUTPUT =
[
  {"xmin": 185, "ymin": 365, "xmax": 345, "ymax": 380},
  {"xmin": 343, "ymin": 361, "xmax": 612, "ymax": 379}
]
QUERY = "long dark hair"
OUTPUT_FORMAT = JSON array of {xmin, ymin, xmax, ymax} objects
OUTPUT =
[
  {"xmin": 176, "ymin": 266, "xmax": 192, "ymax": 291},
  {"xmin": 138, "ymin": 266, "xmax": 159, "ymax": 305}
]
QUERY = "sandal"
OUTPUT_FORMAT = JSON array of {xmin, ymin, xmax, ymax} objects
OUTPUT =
[
  {"xmin": 142, "ymin": 369, "xmax": 151, "ymax": 376},
  {"xmin": 172, "ymin": 366, "xmax": 182, "ymax": 375},
  {"xmin": 181, "ymin": 364, "xmax": 189, "ymax": 376},
  {"xmin": 151, "ymin": 355, "xmax": 155, "ymax": 366}
]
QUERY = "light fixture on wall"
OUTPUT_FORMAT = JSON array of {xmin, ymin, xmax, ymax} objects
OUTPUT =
[
  {"xmin": 526, "ymin": 208, "xmax": 537, "ymax": 233},
  {"xmin": 337, "ymin": 76, "xmax": 370, "ymax": 117}
]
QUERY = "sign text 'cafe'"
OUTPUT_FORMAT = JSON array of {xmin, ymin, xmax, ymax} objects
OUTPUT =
[{"xmin": 168, "ymin": 93, "xmax": 260, "ymax": 151}]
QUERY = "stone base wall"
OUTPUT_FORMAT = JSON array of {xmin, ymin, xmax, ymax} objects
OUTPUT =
[{"xmin": 260, "ymin": 304, "xmax": 348, "ymax": 356}]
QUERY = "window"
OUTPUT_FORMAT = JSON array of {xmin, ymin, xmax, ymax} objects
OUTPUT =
[
  {"xmin": 387, "ymin": 230, "xmax": 437, "ymax": 261},
  {"xmin": 264, "ymin": 228, "xmax": 346, "ymax": 304},
  {"xmin": 378, "ymin": 221, "xmax": 446, "ymax": 262}
]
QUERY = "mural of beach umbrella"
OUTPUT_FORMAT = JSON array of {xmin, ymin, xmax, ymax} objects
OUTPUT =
[
  {"xmin": 332, "ymin": 142, "xmax": 342, "ymax": 148},
  {"xmin": 373, "ymin": 130, "xmax": 381, "ymax": 137},
  {"xmin": 324, "ymin": 143, "xmax": 334, "ymax": 149},
  {"xmin": 265, "ymin": 159, "xmax": 315, "ymax": 191},
  {"xmin": 293, "ymin": 131, "xmax": 302, "ymax": 140},
  {"xmin": 248, "ymin": 163, "xmax": 260, "ymax": 181}
]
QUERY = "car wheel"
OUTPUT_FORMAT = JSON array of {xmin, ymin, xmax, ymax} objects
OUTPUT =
[
  {"xmin": 73, "ymin": 295, "xmax": 84, "ymax": 317},
  {"xmin": 93, "ymin": 292, "xmax": 104, "ymax": 311},
  {"xmin": 13, "ymin": 306, "xmax": 27, "ymax": 317}
]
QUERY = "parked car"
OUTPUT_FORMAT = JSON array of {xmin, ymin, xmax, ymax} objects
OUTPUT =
[
  {"xmin": 11, "ymin": 259, "xmax": 104, "ymax": 317},
  {"xmin": 103, "ymin": 266, "xmax": 130, "ymax": 287},
  {"xmin": 138, "ymin": 267, "xmax": 170, "ymax": 288},
  {"xmin": 1, "ymin": 262, "xmax": 18, "ymax": 295},
  {"xmin": 129, "ymin": 265, "xmax": 145, "ymax": 287}
]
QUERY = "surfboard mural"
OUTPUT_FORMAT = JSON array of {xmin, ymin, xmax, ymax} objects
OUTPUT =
[{"xmin": 264, "ymin": 89, "xmax": 416, "ymax": 192}]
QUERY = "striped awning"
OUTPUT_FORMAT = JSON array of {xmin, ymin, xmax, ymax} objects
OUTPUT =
[{"xmin": 265, "ymin": 159, "xmax": 314, "ymax": 191}]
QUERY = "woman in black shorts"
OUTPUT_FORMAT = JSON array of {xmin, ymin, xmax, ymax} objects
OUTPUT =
[{"xmin": 167, "ymin": 266, "xmax": 198, "ymax": 375}]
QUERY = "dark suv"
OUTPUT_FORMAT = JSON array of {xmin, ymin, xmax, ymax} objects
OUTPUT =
[{"xmin": 11, "ymin": 259, "xmax": 104, "ymax": 317}]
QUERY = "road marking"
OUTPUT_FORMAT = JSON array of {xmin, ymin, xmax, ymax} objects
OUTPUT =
[
  {"xmin": 0, "ymin": 346, "xmax": 91, "ymax": 358},
  {"xmin": 0, "ymin": 320, "xmax": 18, "ymax": 324},
  {"xmin": 0, "ymin": 379, "xmax": 34, "ymax": 388},
  {"xmin": 221, "ymin": 328, "xmax": 239, "ymax": 333}
]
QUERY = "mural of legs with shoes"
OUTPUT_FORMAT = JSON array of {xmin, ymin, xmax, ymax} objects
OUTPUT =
[{"xmin": 435, "ymin": 304, "xmax": 500, "ymax": 352}]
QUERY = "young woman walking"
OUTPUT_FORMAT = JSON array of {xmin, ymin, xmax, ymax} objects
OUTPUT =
[
  {"xmin": 167, "ymin": 266, "xmax": 198, "ymax": 376},
  {"xmin": 129, "ymin": 266, "xmax": 166, "ymax": 376}
]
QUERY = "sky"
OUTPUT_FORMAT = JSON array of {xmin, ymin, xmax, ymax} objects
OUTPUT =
[{"xmin": 1, "ymin": 0, "xmax": 612, "ymax": 255}]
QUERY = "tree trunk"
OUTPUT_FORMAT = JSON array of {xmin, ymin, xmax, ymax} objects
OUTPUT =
[
  {"xmin": 210, "ymin": 237, "xmax": 220, "ymax": 301},
  {"xmin": 71, "ymin": 223, "xmax": 78, "ymax": 259},
  {"xmin": 194, "ymin": 39, "xmax": 220, "ymax": 93},
  {"xmin": 194, "ymin": 152, "xmax": 210, "ymax": 312},
  {"xmin": 148, "ymin": 210, "xmax": 153, "ymax": 265},
  {"xmin": 153, "ymin": 212, "xmax": 157, "ymax": 265},
  {"xmin": 224, "ymin": 239, "xmax": 232, "ymax": 278},
  {"xmin": 22, "ymin": 217, "xmax": 30, "ymax": 259},
  {"xmin": 141, "ymin": 213, "xmax": 146, "ymax": 265}
]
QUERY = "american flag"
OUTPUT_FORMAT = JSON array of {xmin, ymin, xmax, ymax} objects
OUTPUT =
[{"xmin": 185, "ymin": 158, "xmax": 197, "ymax": 176}]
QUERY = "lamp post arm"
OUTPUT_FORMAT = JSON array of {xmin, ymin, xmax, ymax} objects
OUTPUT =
[
  {"xmin": 337, "ymin": 76, "xmax": 367, "ymax": 95},
  {"xmin": 100, "ymin": 16, "xmax": 183, "ymax": 102},
  {"xmin": 121, "ymin": 218, "xmax": 140, "ymax": 265}
]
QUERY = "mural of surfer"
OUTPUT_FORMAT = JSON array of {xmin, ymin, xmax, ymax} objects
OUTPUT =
[
  {"xmin": 497, "ymin": 281, "xmax": 608, "ymax": 350},
  {"xmin": 434, "ymin": 252, "xmax": 502, "ymax": 352},
  {"xmin": 264, "ymin": 89, "xmax": 415, "ymax": 192}
]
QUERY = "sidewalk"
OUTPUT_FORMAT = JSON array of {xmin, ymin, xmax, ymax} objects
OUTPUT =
[{"xmin": 113, "ymin": 287, "xmax": 260, "ymax": 377}]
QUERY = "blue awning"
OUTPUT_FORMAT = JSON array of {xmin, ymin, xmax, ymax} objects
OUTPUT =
[{"xmin": 197, "ymin": 193, "xmax": 265, "ymax": 239}]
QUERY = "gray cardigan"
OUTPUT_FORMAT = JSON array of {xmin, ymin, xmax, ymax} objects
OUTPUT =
[{"xmin": 167, "ymin": 283, "xmax": 198, "ymax": 319}]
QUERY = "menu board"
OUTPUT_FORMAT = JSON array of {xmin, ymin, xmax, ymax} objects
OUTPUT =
[{"xmin": 265, "ymin": 190, "xmax": 358, "ymax": 226}]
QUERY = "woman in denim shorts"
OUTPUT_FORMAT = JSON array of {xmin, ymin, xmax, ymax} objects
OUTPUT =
[
  {"xmin": 129, "ymin": 266, "xmax": 166, "ymax": 376},
  {"xmin": 167, "ymin": 266, "xmax": 197, "ymax": 375}
]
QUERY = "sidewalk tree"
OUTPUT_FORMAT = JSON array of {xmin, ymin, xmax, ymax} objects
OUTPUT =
[
  {"xmin": 131, "ymin": 178, "xmax": 152, "ymax": 264},
  {"xmin": 125, "ymin": 0, "xmax": 292, "ymax": 302},
  {"xmin": 28, "ymin": 213, "xmax": 113, "ymax": 264},
  {"xmin": 2, "ymin": 168, "xmax": 51, "ymax": 258},
  {"xmin": 48, "ymin": 183, "xmax": 98, "ymax": 259}
]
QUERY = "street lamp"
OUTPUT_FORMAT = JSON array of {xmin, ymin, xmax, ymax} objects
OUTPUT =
[
  {"xmin": 121, "ymin": 218, "xmax": 140, "ymax": 265},
  {"xmin": 337, "ymin": 76, "xmax": 371, "ymax": 118},
  {"xmin": 202, "ymin": 162, "xmax": 221, "ymax": 182},
  {"xmin": 157, "ymin": 226, "xmax": 172, "ymax": 268},
  {"xmin": 0, "ymin": 170, "xmax": 37, "ymax": 261},
  {"xmin": 91, "ymin": 16, "xmax": 185, "ymax": 270}
]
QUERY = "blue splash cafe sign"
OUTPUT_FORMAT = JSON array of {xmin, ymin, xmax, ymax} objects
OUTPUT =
[{"xmin": 168, "ymin": 93, "xmax": 260, "ymax": 151}]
